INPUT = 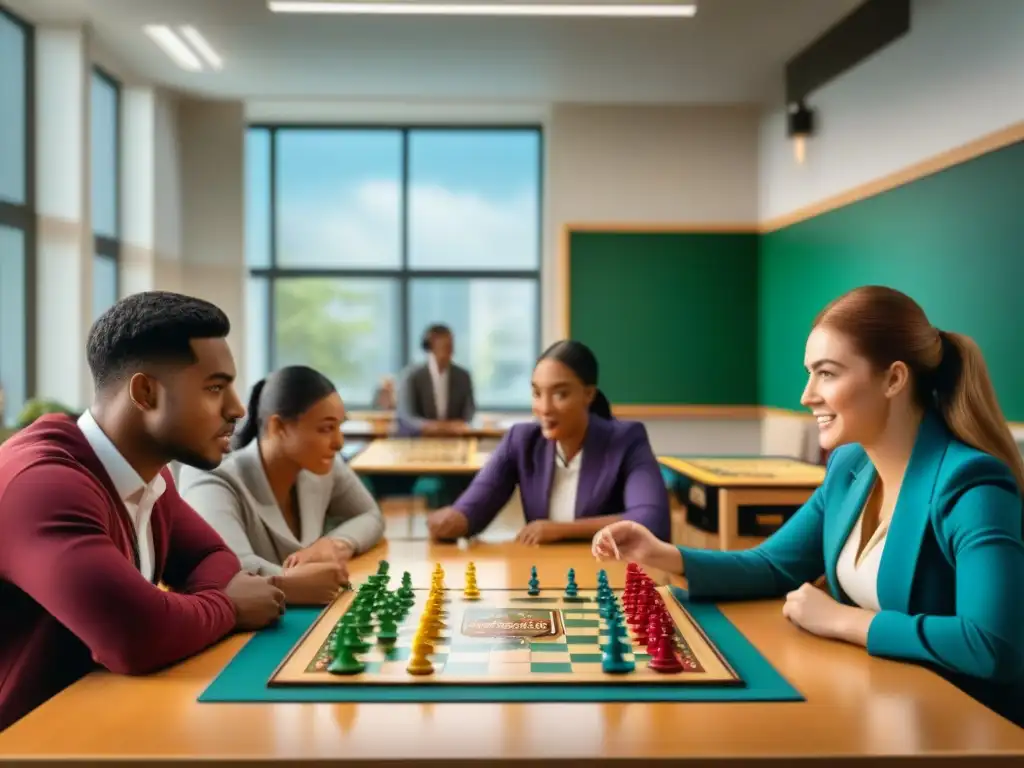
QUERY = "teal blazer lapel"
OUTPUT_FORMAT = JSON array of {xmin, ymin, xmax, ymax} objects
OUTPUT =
[
  {"xmin": 876, "ymin": 411, "xmax": 950, "ymax": 612},
  {"xmin": 825, "ymin": 459, "xmax": 875, "ymax": 601}
]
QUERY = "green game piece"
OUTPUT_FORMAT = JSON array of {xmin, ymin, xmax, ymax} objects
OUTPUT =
[
  {"xmin": 376, "ymin": 610, "xmax": 399, "ymax": 645},
  {"xmin": 327, "ymin": 644, "xmax": 366, "ymax": 674},
  {"xmin": 327, "ymin": 623, "xmax": 368, "ymax": 674},
  {"xmin": 377, "ymin": 559, "xmax": 390, "ymax": 575},
  {"xmin": 341, "ymin": 622, "xmax": 371, "ymax": 652}
]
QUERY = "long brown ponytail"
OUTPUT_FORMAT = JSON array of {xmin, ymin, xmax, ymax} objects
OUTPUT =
[{"xmin": 814, "ymin": 286, "xmax": 1024, "ymax": 496}]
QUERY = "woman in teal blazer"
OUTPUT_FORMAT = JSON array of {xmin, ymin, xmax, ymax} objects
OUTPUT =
[{"xmin": 594, "ymin": 286, "xmax": 1024, "ymax": 728}]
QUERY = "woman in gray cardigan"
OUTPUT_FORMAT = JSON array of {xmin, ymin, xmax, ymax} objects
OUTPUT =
[{"xmin": 178, "ymin": 366, "xmax": 385, "ymax": 604}]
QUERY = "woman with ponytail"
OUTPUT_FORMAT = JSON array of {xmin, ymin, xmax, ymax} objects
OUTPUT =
[
  {"xmin": 594, "ymin": 286, "xmax": 1024, "ymax": 727},
  {"xmin": 426, "ymin": 340, "xmax": 669, "ymax": 546},
  {"xmin": 179, "ymin": 366, "xmax": 385, "ymax": 605}
]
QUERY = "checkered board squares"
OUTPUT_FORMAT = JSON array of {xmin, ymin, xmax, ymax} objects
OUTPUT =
[{"xmin": 268, "ymin": 587, "xmax": 741, "ymax": 687}]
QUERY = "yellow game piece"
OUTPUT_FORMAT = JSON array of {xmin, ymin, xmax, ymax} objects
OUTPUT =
[
  {"xmin": 406, "ymin": 639, "xmax": 435, "ymax": 675},
  {"xmin": 463, "ymin": 566, "xmax": 481, "ymax": 600},
  {"xmin": 418, "ymin": 614, "xmax": 441, "ymax": 640}
]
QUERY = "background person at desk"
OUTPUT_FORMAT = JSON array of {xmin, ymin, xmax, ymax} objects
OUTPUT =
[
  {"xmin": 179, "ymin": 366, "xmax": 385, "ymax": 605},
  {"xmin": 395, "ymin": 323, "xmax": 476, "ymax": 436},
  {"xmin": 427, "ymin": 340, "xmax": 670, "ymax": 544},
  {"xmin": 593, "ymin": 285, "xmax": 1024, "ymax": 728}
]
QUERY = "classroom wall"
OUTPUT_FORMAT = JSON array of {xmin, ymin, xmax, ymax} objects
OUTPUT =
[
  {"xmin": 176, "ymin": 98, "xmax": 247, "ymax": 383},
  {"xmin": 756, "ymin": 0, "xmax": 1024, "ymax": 449},
  {"xmin": 759, "ymin": 0, "xmax": 1024, "ymax": 224},
  {"xmin": 546, "ymin": 105, "xmax": 764, "ymax": 455}
]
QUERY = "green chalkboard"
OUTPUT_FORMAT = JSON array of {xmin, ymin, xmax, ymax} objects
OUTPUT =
[
  {"xmin": 759, "ymin": 140, "xmax": 1024, "ymax": 420},
  {"xmin": 567, "ymin": 230, "xmax": 759, "ymax": 405}
]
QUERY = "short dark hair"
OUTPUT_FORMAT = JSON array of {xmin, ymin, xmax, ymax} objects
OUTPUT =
[
  {"xmin": 86, "ymin": 291, "xmax": 231, "ymax": 391},
  {"xmin": 421, "ymin": 323, "xmax": 453, "ymax": 351}
]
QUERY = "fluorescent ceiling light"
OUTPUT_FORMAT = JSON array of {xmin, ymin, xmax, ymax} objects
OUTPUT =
[
  {"xmin": 144, "ymin": 25, "xmax": 202, "ymax": 71},
  {"xmin": 268, "ymin": 1, "xmax": 697, "ymax": 17},
  {"xmin": 180, "ymin": 26, "xmax": 223, "ymax": 70},
  {"xmin": 143, "ymin": 25, "xmax": 224, "ymax": 72}
]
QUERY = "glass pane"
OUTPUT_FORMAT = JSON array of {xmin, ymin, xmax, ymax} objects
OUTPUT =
[
  {"xmin": 408, "ymin": 129, "xmax": 541, "ymax": 271},
  {"xmin": 245, "ymin": 275, "xmax": 269, "ymax": 396},
  {"xmin": 272, "ymin": 277, "xmax": 401, "ymax": 407},
  {"xmin": 0, "ymin": 225, "xmax": 27, "ymax": 426},
  {"xmin": 245, "ymin": 128, "xmax": 271, "ymax": 268},
  {"xmin": 91, "ymin": 70, "xmax": 119, "ymax": 238},
  {"xmin": 408, "ymin": 278, "xmax": 537, "ymax": 408},
  {"xmin": 93, "ymin": 253, "xmax": 118, "ymax": 321},
  {"xmin": 275, "ymin": 130, "xmax": 402, "ymax": 269},
  {"xmin": 0, "ymin": 12, "xmax": 27, "ymax": 205}
]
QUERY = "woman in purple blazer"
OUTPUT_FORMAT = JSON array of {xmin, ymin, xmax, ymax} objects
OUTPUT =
[{"xmin": 425, "ymin": 341, "xmax": 670, "ymax": 544}]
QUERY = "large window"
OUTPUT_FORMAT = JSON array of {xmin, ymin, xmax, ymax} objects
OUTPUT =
[
  {"xmin": 91, "ymin": 67, "xmax": 120, "ymax": 320},
  {"xmin": 246, "ymin": 126, "xmax": 542, "ymax": 409},
  {"xmin": 0, "ymin": 8, "xmax": 34, "ymax": 427}
]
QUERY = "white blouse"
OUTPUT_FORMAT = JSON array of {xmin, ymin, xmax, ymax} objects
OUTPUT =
[
  {"xmin": 547, "ymin": 444, "xmax": 582, "ymax": 523},
  {"xmin": 835, "ymin": 508, "xmax": 890, "ymax": 612}
]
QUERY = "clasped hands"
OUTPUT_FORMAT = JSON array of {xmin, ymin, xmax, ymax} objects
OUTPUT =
[{"xmin": 273, "ymin": 538, "xmax": 353, "ymax": 605}]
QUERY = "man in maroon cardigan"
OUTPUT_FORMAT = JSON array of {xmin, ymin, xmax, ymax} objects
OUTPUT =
[{"xmin": 0, "ymin": 292, "xmax": 285, "ymax": 732}]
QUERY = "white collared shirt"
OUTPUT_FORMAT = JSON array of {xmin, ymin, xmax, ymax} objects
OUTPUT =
[
  {"xmin": 835, "ymin": 509, "xmax": 889, "ymax": 612},
  {"xmin": 547, "ymin": 443, "xmax": 582, "ymax": 523},
  {"xmin": 78, "ymin": 409, "xmax": 166, "ymax": 582},
  {"xmin": 428, "ymin": 355, "xmax": 449, "ymax": 420}
]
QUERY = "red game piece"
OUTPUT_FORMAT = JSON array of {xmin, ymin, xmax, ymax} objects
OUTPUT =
[
  {"xmin": 646, "ymin": 612, "xmax": 662, "ymax": 654},
  {"xmin": 648, "ymin": 627, "xmax": 684, "ymax": 673}
]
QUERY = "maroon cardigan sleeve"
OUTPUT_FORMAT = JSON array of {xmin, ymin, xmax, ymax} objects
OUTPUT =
[
  {"xmin": 0, "ymin": 465, "xmax": 238, "ymax": 675},
  {"xmin": 159, "ymin": 468, "xmax": 241, "ymax": 595}
]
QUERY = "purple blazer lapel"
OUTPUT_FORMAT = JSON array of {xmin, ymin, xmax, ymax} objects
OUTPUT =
[
  {"xmin": 526, "ymin": 436, "xmax": 555, "ymax": 522},
  {"xmin": 574, "ymin": 416, "xmax": 611, "ymax": 518}
]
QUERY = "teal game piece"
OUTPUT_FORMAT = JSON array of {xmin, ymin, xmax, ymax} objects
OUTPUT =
[
  {"xmin": 564, "ymin": 568, "xmax": 578, "ymax": 598},
  {"xmin": 527, "ymin": 565, "xmax": 540, "ymax": 596},
  {"xmin": 601, "ymin": 634, "xmax": 635, "ymax": 674}
]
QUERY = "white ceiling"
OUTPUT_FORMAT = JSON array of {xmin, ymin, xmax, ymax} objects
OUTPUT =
[{"xmin": 6, "ymin": 0, "xmax": 864, "ymax": 104}]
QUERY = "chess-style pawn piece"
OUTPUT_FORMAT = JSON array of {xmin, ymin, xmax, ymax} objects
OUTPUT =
[
  {"xmin": 327, "ymin": 632, "xmax": 366, "ymax": 675},
  {"xmin": 406, "ymin": 638, "xmax": 435, "ymax": 676},
  {"xmin": 376, "ymin": 610, "xmax": 399, "ymax": 645},
  {"xmin": 601, "ymin": 633, "xmax": 635, "ymax": 674},
  {"xmin": 564, "ymin": 568, "xmax": 578, "ymax": 598},
  {"xmin": 527, "ymin": 565, "xmax": 541, "ymax": 596},
  {"xmin": 648, "ymin": 627, "xmax": 684, "ymax": 673},
  {"xmin": 463, "ymin": 569, "xmax": 481, "ymax": 600}
]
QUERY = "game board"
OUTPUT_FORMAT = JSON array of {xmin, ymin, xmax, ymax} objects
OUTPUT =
[
  {"xmin": 268, "ymin": 561, "xmax": 741, "ymax": 688},
  {"xmin": 349, "ymin": 438, "xmax": 476, "ymax": 471},
  {"xmin": 659, "ymin": 455, "xmax": 825, "ymax": 487}
]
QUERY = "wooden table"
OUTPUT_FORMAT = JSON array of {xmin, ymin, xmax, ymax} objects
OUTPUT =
[
  {"xmin": 1, "ymin": 541, "xmax": 1022, "ymax": 766},
  {"xmin": 343, "ymin": 411, "xmax": 514, "ymax": 440},
  {"xmin": 349, "ymin": 437, "xmax": 494, "ymax": 475},
  {"xmin": 659, "ymin": 456, "xmax": 826, "ymax": 551}
]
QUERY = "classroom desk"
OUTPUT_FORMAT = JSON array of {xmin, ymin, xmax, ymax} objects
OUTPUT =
[
  {"xmin": 343, "ymin": 411, "xmax": 513, "ymax": 440},
  {"xmin": 348, "ymin": 437, "xmax": 494, "ymax": 475},
  {"xmin": 0, "ymin": 540, "xmax": 1021, "ymax": 767},
  {"xmin": 659, "ymin": 456, "xmax": 826, "ymax": 551}
]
